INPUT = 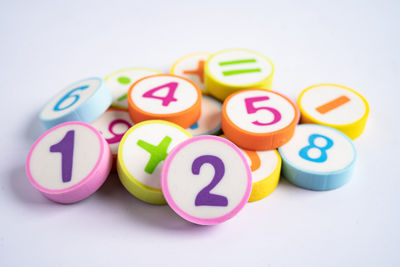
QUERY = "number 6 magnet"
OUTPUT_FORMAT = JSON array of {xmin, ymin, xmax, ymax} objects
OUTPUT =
[
  {"xmin": 222, "ymin": 89, "xmax": 299, "ymax": 150},
  {"xmin": 39, "ymin": 77, "xmax": 112, "ymax": 129},
  {"xmin": 161, "ymin": 136, "xmax": 252, "ymax": 225}
]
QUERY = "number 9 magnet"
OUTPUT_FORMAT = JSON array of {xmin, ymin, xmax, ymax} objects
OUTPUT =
[
  {"xmin": 222, "ymin": 89, "xmax": 299, "ymax": 150},
  {"xmin": 25, "ymin": 122, "xmax": 112, "ymax": 203},
  {"xmin": 161, "ymin": 136, "xmax": 252, "ymax": 225},
  {"xmin": 39, "ymin": 77, "xmax": 112, "ymax": 129}
]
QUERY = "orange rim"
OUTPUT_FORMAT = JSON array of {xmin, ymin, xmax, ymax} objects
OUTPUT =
[
  {"xmin": 222, "ymin": 89, "xmax": 299, "ymax": 150},
  {"xmin": 127, "ymin": 74, "xmax": 201, "ymax": 128}
]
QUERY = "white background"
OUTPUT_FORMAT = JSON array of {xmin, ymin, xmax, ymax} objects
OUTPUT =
[{"xmin": 1, "ymin": 0, "xmax": 399, "ymax": 266}]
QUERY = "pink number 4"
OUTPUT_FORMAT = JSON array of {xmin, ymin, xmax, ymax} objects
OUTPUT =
[
  {"xmin": 142, "ymin": 82, "xmax": 178, "ymax": 106},
  {"xmin": 244, "ymin": 96, "xmax": 281, "ymax": 126}
]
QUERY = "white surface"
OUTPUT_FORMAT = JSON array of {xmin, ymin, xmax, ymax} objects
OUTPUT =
[
  {"xmin": 279, "ymin": 124, "xmax": 355, "ymax": 172},
  {"xmin": 208, "ymin": 49, "xmax": 273, "ymax": 85},
  {"xmin": 1, "ymin": 0, "xmax": 399, "ymax": 266},
  {"xmin": 121, "ymin": 122, "xmax": 190, "ymax": 189},
  {"xmin": 29, "ymin": 124, "xmax": 101, "ymax": 190},
  {"xmin": 300, "ymin": 85, "xmax": 367, "ymax": 124},
  {"xmin": 166, "ymin": 138, "xmax": 249, "ymax": 219},
  {"xmin": 91, "ymin": 109, "xmax": 133, "ymax": 155},
  {"xmin": 40, "ymin": 78, "xmax": 100, "ymax": 119},
  {"xmin": 226, "ymin": 90, "xmax": 295, "ymax": 133},
  {"xmin": 242, "ymin": 150, "xmax": 279, "ymax": 183},
  {"xmin": 105, "ymin": 68, "xmax": 161, "ymax": 108},
  {"xmin": 130, "ymin": 75, "xmax": 198, "ymax": 114},
  {"xmin": 170, "ymin": 52, "xmax": 210, "ymax": 91}
]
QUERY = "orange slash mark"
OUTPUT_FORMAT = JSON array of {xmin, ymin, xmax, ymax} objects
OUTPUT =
[
  {"xmin": 316, "ymin": 95, "xmax": 351, "ymax": 114},
  {"xmin": 244, "ymin": 150, "xmax": 261, "ymax": 172},
  {"xmin": 183, "ymin": 60, "xmax": 205, "ymax": 83}
]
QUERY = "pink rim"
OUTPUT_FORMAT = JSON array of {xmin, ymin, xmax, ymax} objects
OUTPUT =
[
  {"xmin": 161, "ymin": 135, "xmax": 252, "ymax": 225},
  {"xmin": 26, "ymin": 121, "xmax": 105, "ymax": 195}
]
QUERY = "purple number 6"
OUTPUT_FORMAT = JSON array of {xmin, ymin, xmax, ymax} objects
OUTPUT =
[
  {"xmin": 192, "ymin": 155, "xmax": 228, "ymax": 207},
  {"xmin": 50, "ymin": 130, "xmax": 75, "ymax": 183}
]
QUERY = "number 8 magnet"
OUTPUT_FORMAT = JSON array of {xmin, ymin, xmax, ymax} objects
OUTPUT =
[
  {"xmin": 278, "ymin": 124, "xmax": 356, "ymax": 191},
  {"xmin": 222, "ymin": 89, "xmax": 299, "ymax": 150},
  {"xmin": 161, "ymin": 136, "xmax": 252, "ymax": 225},
  {"xmin": 26, "ymin": 122, "xmax": 112, "ymax": 203}
]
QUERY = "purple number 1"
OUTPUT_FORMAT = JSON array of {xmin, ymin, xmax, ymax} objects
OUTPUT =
[
  {"xmin": 50, "ymin": 130, "xmax": 75, "ymax": 183},
  {"xmin": 192, "ymin": 155, "xmax": 228, "ymax": 207}
]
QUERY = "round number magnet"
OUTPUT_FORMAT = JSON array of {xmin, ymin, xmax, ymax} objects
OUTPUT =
[
  {"xmin": 26, "ymin": 122, "xmax": 112, "ymax": 203},
  {"xmin": 242, "ymin": 149, "xmax": 281, "ymax": 202},
  {"xmin": 161, "ymin": 136, "xmax": 252, "ymax": 225},
  {"xmin": 186, "ymin": 95, "xmax": 222, "ymax": 136},
  {"xmin": 117, "ymin": 120, "xmax": 192, "ymax": 205},
  {"xmin": 127, "ymin": 74, "xmax": 202, "ymax": 128},
  {"xmin": 204, "ymin": 48, "xmax": 274, "ymax": 101},
  {"xmin": 222, "ymin": 89, "xmax": 299, "ymax": 150},
  {"xmin": 170, "ymin": 52, "xmax": 210, "ymax": 94},
  {"xmin": 105, "ymin": 68, "xmax": 161, "ymax": 109},
  {"xmin": 39, "ymin": 77, "xmax": 112, "ymax": 129},
  {"xmin": 298, "ymin": 84, "xmax": 369, "ymax": 139},
  {"xmin": 91, "ymin": 108, "xmax": 134, "ymax": 158},
  {"xmin": 278, "ymin": 124, "xmax": 356, "ymax": 191}
]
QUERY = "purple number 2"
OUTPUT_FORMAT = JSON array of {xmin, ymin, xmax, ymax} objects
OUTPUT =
[
  {"xmin": 192, "ymin": 155, "xmax": 228, "ymax": 207},
  {"xmin": 50, "ymin": 130, "xmax": 75, "ymax": 183}
]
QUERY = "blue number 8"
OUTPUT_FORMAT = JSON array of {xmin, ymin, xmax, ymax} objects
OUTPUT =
[
  {"xmin": 53, "ymin": 85, "xmax": 89, "ymax": 111},
  {"xmin": 299, "ymin": 134, "xmax": 334, "ymax": 163}
]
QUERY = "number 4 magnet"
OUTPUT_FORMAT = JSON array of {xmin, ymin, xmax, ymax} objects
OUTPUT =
[{"xmin": 127, "ymin": 74, "xmax": 202, "ymax": 128}]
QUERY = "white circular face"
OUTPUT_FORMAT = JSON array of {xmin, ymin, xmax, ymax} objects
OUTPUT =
[
  {"xmin": 28, "ymin": 124, "xmax": 101, "ymax": 190},
  {"xmin": 207, "ymin": 49, "xmax": 273, "ymax": 86},
  {"xmin": 279, "ymin": 124, "xmax": 355, "ymax": 173},
  {"xmin": 186, "ymin": 95, "xmax": 222, "ymax": 136},
  {"xmin": 242, "ymin": 149, "xmax": 279, "ymax": 183},
  {"xmin": 163, "ymin": 137, "xmax": 251, "ymax": 223},
  {"xmin": 105, "ymin": 68, "xmax": 160, "ymax": 108},
  {"xmin": 91, "ymin": 109, "xmax": 133, "ymax": 155},
  {"xmin": 40, "ymin": 78, "xmax": 100, "ymax": 120},
  {"xmin": 226, "ymin": 90, "xmax": 296, "ymax": 133},
  {"xmin": 171, "ymin": 53, "xmax": 210, "ymax": 91},
  {"xmin": 130, "ymin": 75, "xmax": 199, "ymax": 114},
  {"xmin": 299, "ymin": 85, "xmax": 367, "ymax": 125},
  {"xmin": 120, "ymin": 122, "xmax": 190, "ymax": 189}
]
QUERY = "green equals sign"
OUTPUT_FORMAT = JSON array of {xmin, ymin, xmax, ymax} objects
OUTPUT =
[{"xmin": 219, "ymin": 59, "xmax": 261, "ymax": 76}]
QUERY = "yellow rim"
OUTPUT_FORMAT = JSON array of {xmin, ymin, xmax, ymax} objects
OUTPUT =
[
  {"xmin": 117, "ymin": 120, "xmax": 192, "ymax": 192},
  {"xmin": 204, "ymin": 48, "xmax": 274, "ymax": 88},
  {"xmin": 297, "ymin": 83, "xmax": 370, "ymax": 128}
]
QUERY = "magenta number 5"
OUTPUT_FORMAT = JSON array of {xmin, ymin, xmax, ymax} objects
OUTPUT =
[{"xmin": 244, "ymin": 96, "xmax": 281, "ymax": 126}]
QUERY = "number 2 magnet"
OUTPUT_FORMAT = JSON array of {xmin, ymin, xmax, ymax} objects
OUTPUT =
[{"xmin": 161, "ymin": 136, "xmax": 252, "ymax": 225}]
